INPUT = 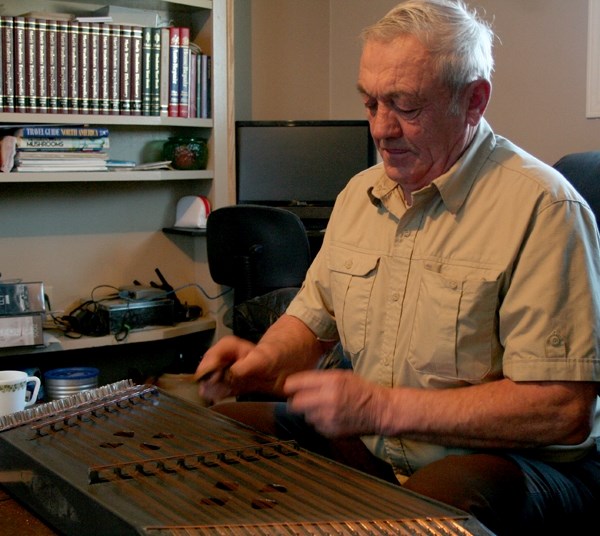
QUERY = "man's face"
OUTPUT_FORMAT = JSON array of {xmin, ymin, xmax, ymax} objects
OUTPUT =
[{"xmin": 358, "ymin": 35, "xmax": 470, "ymax": 191}]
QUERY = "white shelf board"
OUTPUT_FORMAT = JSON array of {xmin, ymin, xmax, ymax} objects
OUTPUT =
[
  {"xmin": 48, "ymin": 316, "xmax": 216, "ymax": 351},
  {"xmin": 0, "ymin": 170, "xmax": 213, "ymax": 183},
  {"xmin": 0, "ymin": 113, "xmax": 213, "ymax": 128}
]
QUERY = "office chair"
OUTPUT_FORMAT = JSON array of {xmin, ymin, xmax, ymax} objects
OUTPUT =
[
  {"xmin": 206, "ymin": 204, "xmax": 311, "ymax": 308},
  {"xmin": 553, "ymin": 151, "xmax": 600, "ymax": 222}
]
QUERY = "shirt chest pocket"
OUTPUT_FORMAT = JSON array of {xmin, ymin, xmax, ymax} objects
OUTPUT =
[
  {"xmin": 328, "ymin": 246, "xmax": 380, "ymax": 354},
  {"xmin": 408, "ymin": 268, "xmax": 500, "ymax": 381}
]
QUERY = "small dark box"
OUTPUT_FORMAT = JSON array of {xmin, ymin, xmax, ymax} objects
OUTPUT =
[{"xmin": 97, "ymin": 298, "xmax": 175, "ymax": 334}]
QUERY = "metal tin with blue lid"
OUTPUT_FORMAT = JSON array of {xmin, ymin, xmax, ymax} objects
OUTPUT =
[{"xmin": 44, "ymin": 367, "xmax": 99, "ymax": 400}]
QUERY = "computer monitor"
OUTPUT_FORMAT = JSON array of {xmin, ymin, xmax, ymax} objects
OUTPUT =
[{"xmin": 235, "ymin": 120, "xmax": 376, "ymax": 218}]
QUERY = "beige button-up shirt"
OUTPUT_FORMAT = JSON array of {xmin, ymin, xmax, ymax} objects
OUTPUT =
[{"xmin": 287, "ymin": 119, "xmax": 600, "ymax": 474}]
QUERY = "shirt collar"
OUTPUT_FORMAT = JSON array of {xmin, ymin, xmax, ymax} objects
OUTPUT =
[{"xmin": 368, "ymin": 119, "xmax": 497, "ymax": 214}]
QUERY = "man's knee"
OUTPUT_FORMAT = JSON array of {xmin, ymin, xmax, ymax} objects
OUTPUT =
[{"xmin": 403, "ymin": 454, "xmax": 527, "ymax": 535}]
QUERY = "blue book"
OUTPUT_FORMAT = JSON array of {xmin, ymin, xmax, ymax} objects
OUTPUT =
[{"xmin": 14, "ymin": 126, "xmax": 110, "ymax": 138}]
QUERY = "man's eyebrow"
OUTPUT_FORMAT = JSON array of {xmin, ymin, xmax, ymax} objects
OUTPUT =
[
  {"xmin": 356, "ymin": 83, "xmax": 369, "ymax": 96},
  {"xmin": 356, "ymin": 85, "xmax": 419, "ymax": 102}
]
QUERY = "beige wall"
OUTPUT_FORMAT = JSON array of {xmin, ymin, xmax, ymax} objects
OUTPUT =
[{"xmin": 237, "ymin": 0, "xmax": 600, "ymax": 165}]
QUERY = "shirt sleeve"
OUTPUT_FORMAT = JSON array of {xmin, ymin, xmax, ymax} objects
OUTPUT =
[{"xmin": 501, "ymin": 195, "xmax": 600, "ymax": 381}]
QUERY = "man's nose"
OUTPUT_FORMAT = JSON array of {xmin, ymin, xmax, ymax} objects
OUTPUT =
[{"xmin": 369, "ymin": 105, "xmax": 402, "ymax": 140}]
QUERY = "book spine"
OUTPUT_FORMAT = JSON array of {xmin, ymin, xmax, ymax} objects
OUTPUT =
[
  {"xmin": 14, "ymin": 17, "xmax": 27, "ymax": 113},
  {"xmin": 89, "ymin": 22, "xmax": 101, "ymax": 115},
  {"xmin": 1, "ymin": 16, "xmax": 15, "ymax": 113},
  {"xmin": 46, "ymin": 19, "xmax": 58, "ymax": 113},
  {"xmin": 200, "ymin": 54, "xmax": 212, "ymax": 119},
  {"xmin": 15, "ymin": 137, "xmax": 110, "ymax": 151},
  {"xmin": 119, "ymin": 24, "xmax": 132, "ymax": 115},
  {"xmin": 141, "ymin": 26, "xmax": 153, "ymax": 116},
  {"xmin": 16, "ymin": 126, "xmax": 110, "ymax": 137},
  {"xmin": 67, "ymin": 21, "xmax": 80, "ymax": 114},
  {"xmin": 159, "ymin": 27, "xmax": 170, "ymax": 117},
  {"xmin": 195, "ymin": 51, "xmax": 202, "ymax": 119},
  {"xmin": 150, "ymin": 27, "xmax": 161, "ymax": 116},
  {"xmin": 206, "ymin": 55, "xmax": 212, "ymax": 118},
  {"xmin": 0, "ymin": 17, "xmax": 3, "ymax": 112},
  {"xmin": 78, "ymin": 21, "xmax": 90, "ymax": 115},
  {"xmin": 178, "ymin": 27, "xmax": 190, "ymax": 118},
  {"xmin": 108, "ymin": 24, "xmax": 120, "ymax": 115},
  {"xmin": 130, "ymin": 25, "xmax": 143, "ymax": 116},
  {"xmin": 189, "ymin": 49, "xmax": 197, "ymax": 119},
  {"xmin": 168, "ymin": 27, "xmax": 180, "ymax": 117},
  {"xmin": 99, "ymin": 23, "xmax": 111, "ymax": 115},
  {"xmin": 24, "ymin": 17, "xmax": 38, "ymax": 113},
  {"xmin": 36, "ymin": 19, "xmax": 48, "ymax": 114},
  {"xmin": 56, "ymin": 20, "xmax": 69, "ymax": 113}
]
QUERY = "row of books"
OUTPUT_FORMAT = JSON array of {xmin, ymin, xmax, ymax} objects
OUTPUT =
[
  {"xmin": 0, "ymin": 15, "xmax": 212, "ymax": 118},
  {"xmin": 9, "ymin": 125, "xmax": 109, "ymax": 172}
]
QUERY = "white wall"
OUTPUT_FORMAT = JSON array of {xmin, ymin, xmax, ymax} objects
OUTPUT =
[{"xmin": 237, "ymin": 0, "xmax": 600, "ymax": 165}]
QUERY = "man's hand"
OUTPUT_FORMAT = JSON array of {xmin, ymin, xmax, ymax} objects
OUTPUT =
[
  {"xmin": 194, "ymin": 335, "xmax": 255, "ymax": 403},
  {"xmin": 283, "ymin": 369, "xmax": 386, "ymax": 437}
]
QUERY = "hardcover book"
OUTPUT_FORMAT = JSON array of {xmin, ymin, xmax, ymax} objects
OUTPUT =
[
  {"xmin": 130, "ymin": 25, "xmax": 143, "ymax": 115},
  {"xmin": 168, "ymin": 27, "xmax": 180, "ymax": 117},
  {"xmin": 89, "ymin": 21, "xmax": 101, "ymax": 114},
  {"xmin": 99, "ymin": 23, "xmax": 111, "ymax": 114},
  {"xmin": 35, "ymin": 18, "xmax": 48, "ymax": 113},
  {"xmin": 78, "ymin": 21, "xmax": 91, "ymax": 114},
  {"xmin": 1, "ymin": 16, "xmax": 15, "ymax": 113},
  {"xmin": 159, "ymin": 27, "xmax": 170, "ymax": 117},
  {"xmin": 119, "ymin": 24, "xmax": 132, "ymax": 115},
  {"xmin": 15, "ymin": 137, "xmax": 110, "ymax": 151},
  {"xmin": 24, "ymin": 17, "xmax": 38, "ymax": 113},
  {"xmin": 67, "ymin": 21, "xmax": 80, "ymax": 114},
  {"xmin": 151, "ymin": 27, "xmax": 162, "ymax": 116},
  {"xmin": 56, "ymin": 20, "xmax": 69, "ymax": 112},
  {"xmin": 46, "ymin": 19, "xmax": 59, "ymax": 113},
  {"xmin": 0, "ymin": 20, "xmax": 2, "ymax": 113},
  {"xmin": 178, "ymin": 27, "xmax": 190, "ymax": 118},
  {"xmin": 108, "ymin": 24, "xmax": 121, "ymax": 115},
  {"xmin": 14, "ymin": 17, "xmax": 27, "ymax": 113},
  {"xmin": 200, "ymin": 54, "xmax": 212, "ymax": 119},
  {"xmin": 141, "ymin": 26, "xmax": 153, "ymax": 116},
  {"xmin": 14, "ymin": 126, "xmax": 110, "ymax": 138}
]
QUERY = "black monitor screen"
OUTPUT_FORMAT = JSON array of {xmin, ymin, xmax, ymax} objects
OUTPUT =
[{"xmin": 236, "ymin": 120, "xmax": 376, "ymax": 207}]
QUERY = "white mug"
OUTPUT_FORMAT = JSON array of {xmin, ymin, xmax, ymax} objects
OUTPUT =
[{"xmin": 0, "ymin": 370, "xmax": 41, "ymax": 417}]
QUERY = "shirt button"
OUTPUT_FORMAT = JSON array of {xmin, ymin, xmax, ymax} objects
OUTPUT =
[
  {"xmin": 391, "ymin": 292, "xmax": 399, "ymax": 301},
  {"xmin": 344, "ymin": 259, "xmax": 353, "ymax": 269},
  {"xmin": 449, "ymin": 280, "xmax": 458, "ymax": 290},
  {"xmin": 403, "ymin": 230, "xmax": 411, "ymax": 237},
  {"xmin": 548, "ymin": 332, "xmax": 563, "ymax": 347}
]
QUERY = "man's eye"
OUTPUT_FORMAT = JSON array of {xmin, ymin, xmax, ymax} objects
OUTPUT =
[
  {"xmin": 396, "ymin": 106, "xmax": 421, "ymax": 119},
  {"xmin": 363, "ymin": 100, "xmax": 378, "ymax": 114}
]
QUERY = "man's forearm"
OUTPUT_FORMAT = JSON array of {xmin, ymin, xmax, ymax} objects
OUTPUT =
[{"xmin": 376, "ymin": 379, "xmax": 597, "ymax": 449}]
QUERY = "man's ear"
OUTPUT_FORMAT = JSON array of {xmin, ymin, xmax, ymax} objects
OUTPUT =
[{"xmin": 465, "ymin": 79, "xmax": 491, "ymax": 126}]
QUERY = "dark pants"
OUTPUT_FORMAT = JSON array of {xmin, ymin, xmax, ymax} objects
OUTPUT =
[{"xmin": 211, "ymin": 401, "xmax": 600, "ymax": 536}]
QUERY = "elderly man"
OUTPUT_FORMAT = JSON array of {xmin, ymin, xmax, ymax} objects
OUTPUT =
[{"xmin": 196, "ymin": 1, "xmax": 600, "ymax": 534}]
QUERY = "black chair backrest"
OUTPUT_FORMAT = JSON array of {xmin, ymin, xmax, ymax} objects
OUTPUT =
[
  {"xmin": 553, "ymin": 151, "xmax": 600, "ymax": 223},
  {"xmin": 206, "ymin": 205, "xmax": 311, "ymax": 304}
]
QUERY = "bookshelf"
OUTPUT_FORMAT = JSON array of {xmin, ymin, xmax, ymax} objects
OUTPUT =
[{"xmin": 0, "ymin": 0, "xmax": 235, "ymax": 357}]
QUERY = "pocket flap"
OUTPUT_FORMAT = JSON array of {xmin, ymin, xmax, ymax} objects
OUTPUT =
[{"xmin": 328, "ymin": 245, "xmax": 380, "ymax": 276}]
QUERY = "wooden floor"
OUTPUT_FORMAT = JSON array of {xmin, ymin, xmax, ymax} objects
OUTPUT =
[{"xmin": 0, "ymin": 486, "xmax": 57, "ymax": 535}]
